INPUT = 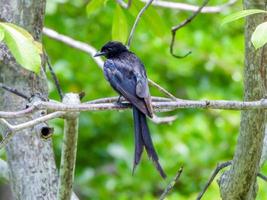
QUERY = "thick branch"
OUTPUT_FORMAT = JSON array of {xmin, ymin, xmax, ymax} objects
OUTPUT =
[
  {"xmin": 139, "ymin": 0, "xmax": 237, "ymax": 13},
  {"xmin": 3, "ymin": 98, "xmax": 267, "ymax": 120},
  {"xmin": 57, "ymin": 94, "xmax": 80, "ymax": 200},
  {"xmin": 219, "ymin": 0, "xmax": 267, "ymax": 198}
]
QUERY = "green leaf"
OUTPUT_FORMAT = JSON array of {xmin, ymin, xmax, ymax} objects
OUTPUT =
[
  {"xmin": 0, "ymin": 23, "xmax": 41, "ymax": 74},
  {"xmin": 86, "ymin": 0, "xmax": 104, "ymax": 15},
  {"xmin": 251, "ymin": 22, "xmax": 267, "ymax": 49},
  {"xmin": 112, "ymin": 5, "xmax": 128, "ymax": 43},
  {"xmin": 3, "ymin": 22, "xmax": 43, "ymax": 54},
  {"xmin": 130, "ymin": 1, "xmax": 168, "ymax": 37},
  {"xmin": 0, "ymin": 28, "xmax": 4, "ymax": 42},
  {"xmin": 222, "ymin": 9, "xmax": 267, "ymax": 26}
]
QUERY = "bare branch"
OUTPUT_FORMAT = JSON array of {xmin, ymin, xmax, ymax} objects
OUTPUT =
[
  {"xmin": 140, "ymin": 0, "xmax": 237, "ymax": 13},
  {"xmin": 0, "ymin": 83, "xmax": 29, "ymax": 100},
  {"xmin": 170, "ymin": 0, "xmax": 209, "ymax": 58},
  {"xmin": 45, "ymin": 53, "xmax": 64, "ymax": 100},
  {"xmin": 4, "ymin": 97, "xmax": 267, "ymax": 120},
  {"xmin": 197, "ymin": 161, "xmax": 232, "ymax": 200},
  {"xmin": 126, "ymin": 0, "xmax": 154, "ymax": 47},
  {"xmin": 84, "ymin": 96, "xmax": 172, "ymax": 104},
  {"xmin": 197, "ymin": 161, "xmax": 267, "ymax": 200},
  {"xmin": 257, "ymin": 173, "xmax": 267, "ymax": 182},
  {"xmin": 0, "ymin": 112, "xmax": 64, "ymax": 149},
  {"xmin": 0, "ymin": 106, "xmax": 35, "ymax": 118},
  {"xmin": 57, "ymin": 94, "xmax": 80, "ymax": 200},
  {"xmin": 148, "ymin": 80, "xmax": 177, "ymax": 100},
  {"xmin": 159, "ymin": 166, "xmax": 183, "ymax": 200},
  {"xmin": 151, "ymin": 115, "xmax": 177, "ymax": 124},
  {"xmin": 116, "ymin": 0, "xmax": 132, "ymax": 9},
  {"xmin": 43, "ymin": 28, "xmax": 104, "ymax": 68}
]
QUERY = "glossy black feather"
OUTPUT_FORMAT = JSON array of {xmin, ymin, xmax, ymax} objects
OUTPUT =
[{"xmin": 98, "ymin": 41, "xmax": 166, "ymax": 178}]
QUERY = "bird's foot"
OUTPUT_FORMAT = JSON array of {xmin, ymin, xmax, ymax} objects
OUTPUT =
[{"xmin": 116, "ymin": 95, "xmax": 124, "ymax": 105}]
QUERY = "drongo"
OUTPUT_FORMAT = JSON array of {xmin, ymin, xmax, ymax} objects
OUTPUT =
[{"xmin": 95, "ymin": 41, "xmax": 166, "ymax": 178}]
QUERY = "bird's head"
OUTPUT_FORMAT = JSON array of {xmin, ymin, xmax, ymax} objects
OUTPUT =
[{"xmin": 94, "ymin": 41, "xmax": 128, "ymax": 58}]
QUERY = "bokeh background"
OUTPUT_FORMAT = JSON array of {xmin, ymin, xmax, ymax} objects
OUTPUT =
[{"xmin": 1, "ymin": 0, "xmax": 267, "ymax": 199}]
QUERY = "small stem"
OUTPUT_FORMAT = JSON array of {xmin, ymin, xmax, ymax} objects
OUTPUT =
[
  {"xmin": 159, "ymin": 166, "xmax": 183, "ymax": 200},
  {"xmin": 127, "ymin": 0, "xmax": 154, "ymax": 47},
  {"xmin": 0, "ymin": 83, "xmax": 29, "ymax": 100}
]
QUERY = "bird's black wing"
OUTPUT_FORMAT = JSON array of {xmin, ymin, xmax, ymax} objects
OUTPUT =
[{"xmin": 104, "ymin": 58, "xmax": 152, "ymax": 117}]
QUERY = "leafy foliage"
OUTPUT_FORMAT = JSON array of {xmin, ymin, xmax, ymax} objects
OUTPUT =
[
  {"xmin": 251, "ymin": 22, "xmax": 267, "ymax": 49},
  {"xmin": 112, "ymin": 5, "xmax": 129, "ymax": 43},
  {"xmin": 222, "ymin": 9, "xmax": 267, "ymax": 25},
  {"xmin": 0, "ymin": 22, "xmax": 42, "ymax": 73}
]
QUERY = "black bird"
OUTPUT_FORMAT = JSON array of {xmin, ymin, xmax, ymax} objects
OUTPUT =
[{"xmin": 95, "ymin": 41, "xmax": 166, "ymax": 178}]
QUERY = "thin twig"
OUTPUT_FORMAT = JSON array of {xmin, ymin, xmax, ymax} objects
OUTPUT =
[
  {"xmin": 151, "ymin": 115, "xmax": 177, "ymax": 124},
  {"xmin": 43, "ymin": 27, "xmax": 178, "ymax": 100},
  {"xmin": 196, "ymin": 161, "xmax": 232, "ymax": 200},
  {"xmin": 45, "ymin": 53, "xmax": 64, "ymax": 100},
  {"xmin": 196, "ymin": 161, "xmax": 267, "ymax": 200},
  {"xmin": 43, "ymin": 27, "xmax": 104, "ymax": 67},
  {"xmin": 116, "ymin": 0, "xmax": 132, "ymax": 9},
  {"xmin": 126, "ymin": 0, "xmax": 154, "ymax": 47},
  {"xmin": 257, "ymin": 173, "xmax": 267, "ymax": 182},
  {"xmin": 148, "ymin": 80, "xmax": 177, "ymax": 100},
  {"xmin": 170, "ymin": 0, "xmax": 209, "ymax": 58},
  {"xmin": 0, "ymin": 111, "xmax": 64, "ymax": 149},
  {"xmin": 140, "ymin": 0, "xmax": 237, "ymax": 13},
  {"xmin": 0, "ymin": 83, "xmax": 29, "ymax": 100},
  {"xmin": 159, "ymin": 166, "xmax": 183, "ymax": 200}
]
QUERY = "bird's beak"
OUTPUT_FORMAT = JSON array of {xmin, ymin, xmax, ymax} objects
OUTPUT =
[{"xmin": 94, "ymin": 51, "xmax": 107, "ymax": 57}]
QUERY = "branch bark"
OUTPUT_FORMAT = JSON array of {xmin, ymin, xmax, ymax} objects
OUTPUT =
[
  {"xmin": 218, "ymin": 0, "xmax": 267, "ymax": 199},
  {"xmin": 139, "ymin": 0, "xmax": 237, "ymax": 13},
  {"xmin": 0, "ymin": 159, "xmax": 9, "ymax": 182},
  {"xmin": 0, "ymin": 1, "xmax": 61, "ymax": 199},
  {"xmin": 57, "ymin": 94, "xmax": 80, "ymax": 200}
]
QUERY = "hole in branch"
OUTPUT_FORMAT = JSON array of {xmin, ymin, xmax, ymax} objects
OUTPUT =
[{"xmin": 40, "ymin": 127, "xmax": 54, "ymax": 139}]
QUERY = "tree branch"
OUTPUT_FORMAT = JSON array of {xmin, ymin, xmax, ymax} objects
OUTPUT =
[
  {"xmin": 126, "ymin": 0, "xmax": 154, "ymax": 47},
  {"xmin": 57, "ymin": 94, "xmax": 80, "ymax": 200},
  {"xmin": 139, "ymin": 0, "xmax": 237, "ymax": 13},
  {"xmin": 43, "ymin": 27, "xmax": 104, "ymax": 67},
  {"xmin": 170, "ymin": 0, "xmax": 209, "ymax": 58},
  {"xmin": 159, "ymin": 166, "xmax": 183, "ymax": 200},
  {"xmin": 0, "ymin": 111, "xmax": 64, "ymax": 149},
  {"xmin": 3, "ymin": 97, "xmax": 267, "ymax": 120},
  {"xmin": 45, "ymin": 53, "xmax": 64, "ymax": 100},
  {"xmin": 116, "ymin": 0, "xmax": 132, "ymax": 9},
  {"xmin": 197, "ymin": 161, "xmax": 267, "ymax": 200},
  {"xmin": 197, "ymin": 161, "xmax": 232, "ymax": 200},
  {"xmin": 0, "ymin": 83, "xmax": 30, "ymax": 100}
]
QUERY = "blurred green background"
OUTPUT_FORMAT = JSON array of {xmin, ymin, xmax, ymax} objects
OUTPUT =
[{"xmin": 3, "ymin": 0, "xmax": 267, "ymax": 199}]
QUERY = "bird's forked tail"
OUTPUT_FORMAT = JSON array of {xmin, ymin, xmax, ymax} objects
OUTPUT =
[{"xmin": 132, "ymin": 106, "xmax": 166, "ymax": 178}]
